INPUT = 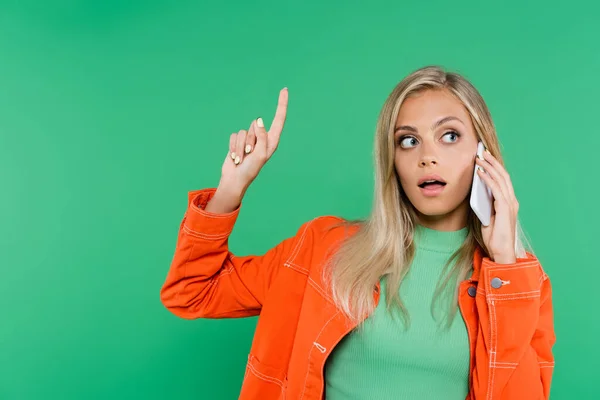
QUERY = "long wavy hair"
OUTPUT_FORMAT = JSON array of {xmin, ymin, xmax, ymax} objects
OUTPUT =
[{"xmin": 322, "ymin": 65, "xmax": 530, "ymax": 329}]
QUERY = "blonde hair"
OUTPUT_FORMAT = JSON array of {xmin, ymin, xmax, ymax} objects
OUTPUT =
[{"xmin": 323, "ymin": 65, "xmax": 531, "ymax": 328}]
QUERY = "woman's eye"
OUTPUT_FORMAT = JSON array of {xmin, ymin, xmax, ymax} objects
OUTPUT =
[
  {"xmin": 442, "ymin": 131, "xmax": 460, "ymax": 143},
  {"xmin": 399, "ymin": 136, "xmax": 418, "ymax": 148}
]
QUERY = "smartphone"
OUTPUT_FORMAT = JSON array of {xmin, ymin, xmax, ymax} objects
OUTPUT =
[{"xmin": 470, "ymin": 141, "xmax": 494, "ymax": 226}]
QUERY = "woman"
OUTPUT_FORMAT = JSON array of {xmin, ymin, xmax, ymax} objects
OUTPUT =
[{"xmin": 160, "ymin": 66, "xmax": 556, "ymax": 399}]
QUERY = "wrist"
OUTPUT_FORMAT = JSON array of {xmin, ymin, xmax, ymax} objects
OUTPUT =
[
  {"xmin": 207, "ymin": 181, "xmax": 245, "ymax": 213},
  {"xmin": 216, "ymin": 179, "xmax": 246, "ymax": 201}
]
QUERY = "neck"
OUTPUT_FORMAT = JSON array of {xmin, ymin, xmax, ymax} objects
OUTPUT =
[{"xmin": 413, "ymin": 223, "xmax": 469, "ymax": 252}]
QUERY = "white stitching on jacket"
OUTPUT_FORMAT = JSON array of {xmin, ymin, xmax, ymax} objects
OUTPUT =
[
  {"xmin": 286, "ymin": 219, "xmax": 315, "ymax": 266},
  {"xmin": 182, "ymin": 224, "xmax": 231, "ymax": 240},
  {"xmin": 246, "ymin": 361, "xmax": 284, "ymax": 388},
  {"xmin": 299, "ymin": 311, "xmax": 340, "ymax": 400}
]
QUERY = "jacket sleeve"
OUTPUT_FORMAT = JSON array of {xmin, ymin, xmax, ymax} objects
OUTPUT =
[
  {"xmin": 472, "ymin": 254, "xmax": 556, "ymax": 399},
  {"xmin": 160, "ymin": 188, "xmax": 301, "ymax": 319}
]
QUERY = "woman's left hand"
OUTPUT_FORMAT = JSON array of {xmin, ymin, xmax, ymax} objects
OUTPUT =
[{"xmin": 475, "ymin": 150, "xmax": 519, "ymax": 264}]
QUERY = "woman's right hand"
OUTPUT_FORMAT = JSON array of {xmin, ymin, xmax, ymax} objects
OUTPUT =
[{"xmin": 208, "ymin": 88, "xmax": 289, "ymax": 213}]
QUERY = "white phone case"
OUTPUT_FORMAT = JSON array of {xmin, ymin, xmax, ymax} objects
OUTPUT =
[{"xmin": 470, "ymin": 142, "xmax": 494, "ymax": 226}]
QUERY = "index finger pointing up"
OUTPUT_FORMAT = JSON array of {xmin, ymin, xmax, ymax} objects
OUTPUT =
[{"xmin": 266, "ymin": 87, "xmax": 288, "ymax": 155}]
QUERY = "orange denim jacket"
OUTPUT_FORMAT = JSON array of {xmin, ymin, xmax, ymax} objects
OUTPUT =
[{"xmin": 160, "ymin": 188, "xmax": 556, "ymax": 399}]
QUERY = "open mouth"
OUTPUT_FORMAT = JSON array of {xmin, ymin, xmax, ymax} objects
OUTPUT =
[{"xmin": 418, "ymin": 180, "xmax": 447, "ymax": 189}]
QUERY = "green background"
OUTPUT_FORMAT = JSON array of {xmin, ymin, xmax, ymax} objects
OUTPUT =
[{"xmin": 1, "ymin": 0, "xmax": 597, "ymax": 398}]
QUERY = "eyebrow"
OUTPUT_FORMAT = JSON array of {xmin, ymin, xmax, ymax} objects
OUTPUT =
[{"xmin": 394, "ymin": 116, "xmax": 464, "ymax": 134}]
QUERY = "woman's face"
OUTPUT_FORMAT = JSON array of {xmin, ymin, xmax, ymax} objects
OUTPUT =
[{"xmin": 394, "ymin": 89, "xmax": 479, "ymax": 230}]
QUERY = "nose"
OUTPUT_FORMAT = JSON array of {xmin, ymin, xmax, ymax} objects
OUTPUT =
[{"xmin": 419, "ymin": 156, "xmax": 437, "ymax": 167}]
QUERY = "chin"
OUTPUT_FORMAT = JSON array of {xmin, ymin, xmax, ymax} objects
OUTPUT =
[
  {"xmin": 414, "ymin": 206, "xmax": 453, "ymax": 219},
  {"xmin": 405, "ymin": 192, "xmax": 454, "ymax": 215},
  {"xmin": 409, "ymin": 194, "xmax": 469, "ymax": 222}
]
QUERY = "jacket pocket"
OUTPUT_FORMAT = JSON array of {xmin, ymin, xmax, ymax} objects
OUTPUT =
[{"xmin": 240, "ymin": 354, "xmax": 288, "ymax": 399}]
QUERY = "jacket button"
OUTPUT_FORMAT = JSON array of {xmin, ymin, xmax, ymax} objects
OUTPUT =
[
  {"xmin": 491, "ymin": 277, "xmax": 503, "ymax": 289},
  {"xmin": 467, "ymin": 286, "xmax": 477, "ymax": 297}
]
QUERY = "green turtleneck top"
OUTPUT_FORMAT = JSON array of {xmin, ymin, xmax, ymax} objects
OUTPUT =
[{"xmin": 324, "ymin": 225, "xmax": 471, "ymax": 399}]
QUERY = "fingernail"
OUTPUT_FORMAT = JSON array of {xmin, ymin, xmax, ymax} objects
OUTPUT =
[
  {"xmin": 257, "ymin": 117, "xmax": 264, "ymax": 128},
  {"xmin": 245, "ymin": 144, "xmax": 252, "ymax": 154},
  {"xmin": 231, "ymin": 152, "xmax": 236, "ymax": 160},
  {"xmin": 234, "ymin": 155, "xmax": 241, "ymax": 165},
  {"xmin": 283, "ymin": 87, "xmax": 288, "ymax": 91}
]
